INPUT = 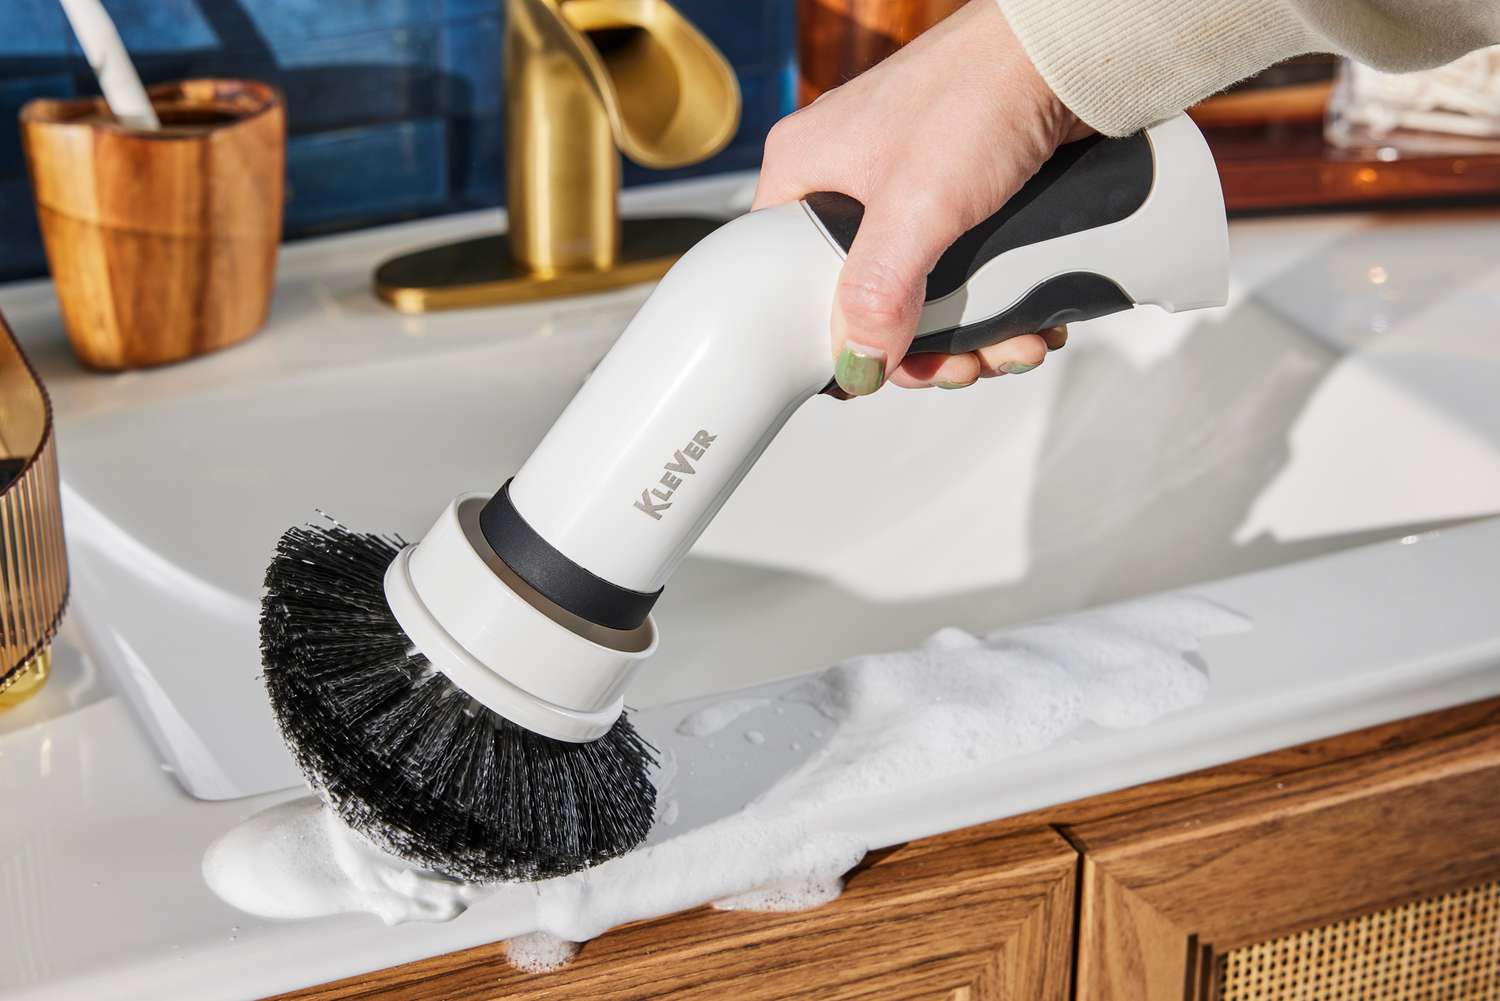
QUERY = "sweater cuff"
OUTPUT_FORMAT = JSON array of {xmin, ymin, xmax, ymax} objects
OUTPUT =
[{"xmin": 999, "ymin": 0, "xmax": 1323, "ymax": 136}]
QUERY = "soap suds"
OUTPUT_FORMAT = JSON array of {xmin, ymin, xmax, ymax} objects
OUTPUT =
[
  {"xmin": 652, "ymin": 748, "xmax": 679, "ymax": 824},
  {"xmin": 676, "ymin": 697, "xmax": 769, "ymax": 736},
  {"xmin": 529, "ymin": 820, "xmax": 866, "ymax": 943},
  {"xmin": 772, "ymin": 594, "xmax": 1241, "ymax": 806},
  {"xmin": 923, "ymin": 625, "xmax": 984, "ymax": 651},
  {"xmin": 207, "ymin": 795, "xmax": 864, "ymax": 937},
  {"xmin": 504, "ymin": 932, "xmax": 579, "ymax": 973},
  {"xmin": 207, "ymin": 594, "xmax": 1245, "ymax": 964},
  {"xmin": 713, "ymin": 873, "xmax": 846, "ymax": 913},
  {"xmin": 202, "ymin": 798, "xmax": 480, "ymax": 925}
]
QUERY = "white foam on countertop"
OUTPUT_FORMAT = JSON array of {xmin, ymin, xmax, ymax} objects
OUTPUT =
[
  {"xmin": 765, "ymin": 593, "xmax": 1235, "ymax": 807},
  {"xmin": 675, "ymin": 697, "xmax": 769, "ymax": 736},
  {"xmin": 204, "ymin": 794, "xmax": 866, "ymax": 936},
  {"xmin": 202, "ymin": 799, "xmax": 480, "ymax": 925},
  {"xmin": 204, "ymin": 594, "xmax": 1246, "ymax": 964}
]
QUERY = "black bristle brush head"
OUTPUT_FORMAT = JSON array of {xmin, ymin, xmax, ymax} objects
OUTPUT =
[{"xmin": 259, "ymin": 521, "xmax": 657, "ymax": 883}]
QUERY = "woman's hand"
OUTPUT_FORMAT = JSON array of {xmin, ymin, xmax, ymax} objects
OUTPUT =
[{"xmin": 753, "ymin": 0, "xmax": 1087, "ymax": 395}]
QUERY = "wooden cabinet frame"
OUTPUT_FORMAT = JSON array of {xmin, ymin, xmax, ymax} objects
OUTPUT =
[
  {"xmin": 1069, "ymin": 722, "xmax": 1500, "ymax": 1000},
  {"xmin": 277, "ymin": 826, "xmax": 1077, "ymax": 1000}
]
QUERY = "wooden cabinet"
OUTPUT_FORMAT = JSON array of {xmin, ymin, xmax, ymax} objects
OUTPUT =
[
  {"xmin": 277, "ymin": 826, "xmax": 1077, "ymax": 1001},
  {"xmin": 1069, "ymin": 722, "xmax": 1500, "ymax": 1000}
]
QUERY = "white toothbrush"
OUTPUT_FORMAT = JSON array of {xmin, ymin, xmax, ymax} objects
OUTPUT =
[{"xmin": 57, "ymin": 0, "xmax": 159, "ymax": 130}]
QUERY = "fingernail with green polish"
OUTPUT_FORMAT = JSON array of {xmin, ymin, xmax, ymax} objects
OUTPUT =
[
  {"xmin": 1000, "ymin": 361, "xmax": 1038, "ymax": 375},
  {"xmin": 936, "ymin": 380, "xmax": 969, "ymax": 390},
  {"xmin": 835, "ymin": 342, "xmax": 886, "ymax": 396}
]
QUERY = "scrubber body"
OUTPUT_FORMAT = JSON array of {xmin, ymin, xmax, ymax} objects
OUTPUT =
[{"xmin": 388, "ymin": 114, "xmax": 1230, "ymax": 741}]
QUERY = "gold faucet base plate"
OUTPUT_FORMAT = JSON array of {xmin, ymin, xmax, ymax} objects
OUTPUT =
[
  {"xmin": 374, "ymin": 216, "xmax": 725, "ymax": 314},
  {"xmin": 0, "ymin": 647, "xmax": 52, "ymax": 709}
]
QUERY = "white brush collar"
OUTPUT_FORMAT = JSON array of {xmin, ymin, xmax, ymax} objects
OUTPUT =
[{"xmin": 383, "ymin": 494, "xmax": 657, "ymax": 742}]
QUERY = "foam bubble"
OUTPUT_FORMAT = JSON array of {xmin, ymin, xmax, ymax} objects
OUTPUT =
[
  {"xmin": 202, "ymin": 798, "xmax": 478, "ymax": 925},
  {"xmin": 923, "ymin": 626, "xmax": 983, "ymax": 651},
  {"xmin": 676, "ymin": 697, "xmax": 770, "ymax": 737},
  {"xmin": 714, "ymin": 875, "xmax": 845, "ymax": 913},
  {"xmin": 505, "ymin": 933, "xmax": 579, "ymax": 973}
]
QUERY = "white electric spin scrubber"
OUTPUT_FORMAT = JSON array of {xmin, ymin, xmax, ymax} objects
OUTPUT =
[{"xmin": 384, "ymin": 113, "xmax": 1229, "ymax": 743}]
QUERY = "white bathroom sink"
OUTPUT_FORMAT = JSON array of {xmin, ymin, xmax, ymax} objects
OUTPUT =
[
  {"xmin": 4, "ymin": 175, "xmax": 1500, "ymax": 1001},
  {"xmin": 7, "ymin": 176, "xmax": 1500, "ymax": 799}
]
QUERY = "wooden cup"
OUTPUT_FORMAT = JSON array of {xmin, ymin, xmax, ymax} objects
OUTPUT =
[{"xmin": 20, "ymin": 79, "xmax": 285, "ymax": 370}]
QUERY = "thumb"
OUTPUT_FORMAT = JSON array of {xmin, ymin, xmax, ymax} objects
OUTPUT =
[{"xmin": 830, "ymin": 198, "xmax": 955, "ymax": 397}]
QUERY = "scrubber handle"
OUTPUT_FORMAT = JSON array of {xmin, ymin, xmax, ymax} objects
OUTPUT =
[{"xmin": 803, "ymin": 113, "xmax": 1228, "ymax": 356}]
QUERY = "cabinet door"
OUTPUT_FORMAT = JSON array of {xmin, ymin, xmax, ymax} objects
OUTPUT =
[
  {"xmin": 276, "ymin": 826, "xmax": 1076, "ymax": 1001},
  {"xmin": 1070, "ymin": 722, "xmax": 1500, "ymax": 1000}
]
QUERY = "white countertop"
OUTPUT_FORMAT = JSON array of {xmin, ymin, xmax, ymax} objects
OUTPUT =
[{"xmin": 3, "ymin": 174, "xmax": 1500, "ymax": 1000}]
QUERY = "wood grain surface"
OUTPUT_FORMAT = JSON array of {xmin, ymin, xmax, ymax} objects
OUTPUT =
[
  {"xmin": 20, "ymin": 79, "xmax": 284, "ymax": 370},
  {"xmin": 273, "ymin": 825, "xmax": 1077, "ymax": 1000},
  {"xmin": 1070, "ymin": 719, "xmax": 1500, "ymax": 1000}
]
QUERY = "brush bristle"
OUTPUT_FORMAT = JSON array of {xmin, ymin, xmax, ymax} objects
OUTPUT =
[{"xmin": 259, "ymin": 522, "xmax": 658, "ymax": 882}]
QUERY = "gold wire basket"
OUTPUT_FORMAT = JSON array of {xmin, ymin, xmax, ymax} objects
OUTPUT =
[{"xmin": 0, "ymin": 311, "xmax": 68, "ymax": 707}]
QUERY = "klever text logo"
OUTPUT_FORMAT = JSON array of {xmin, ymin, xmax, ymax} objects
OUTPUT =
[{"xmin": 634, "ymin": 430, "xmax": 716, "ymax": 520}]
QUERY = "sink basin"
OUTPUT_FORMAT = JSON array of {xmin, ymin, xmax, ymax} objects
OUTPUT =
[{"xmin": 6, "ymin": 177, "xmax": 1500, "ymax": 803}]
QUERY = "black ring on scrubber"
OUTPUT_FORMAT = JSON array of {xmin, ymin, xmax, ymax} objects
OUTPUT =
[{"xmin": 479, "ymin": 479, "xmax": 661, "ymax": 631}]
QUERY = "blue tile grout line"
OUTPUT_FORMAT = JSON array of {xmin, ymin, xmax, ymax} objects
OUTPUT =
[{"xmin": 0, "ymin": 0, "xmax": 794, "ymax": 280}]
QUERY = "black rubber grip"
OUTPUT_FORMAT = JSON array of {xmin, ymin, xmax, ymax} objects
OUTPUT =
[
  {"xmin": 803, "ymin": 131, "xmax": 1154, "ymax": 353},
  {"xmin": 479, "ymin": 480, "xmax": 661, "ymax": 631},
  {"xmin": 907, "ymin": 273, "xmax": 1132, "ymax": 356}
]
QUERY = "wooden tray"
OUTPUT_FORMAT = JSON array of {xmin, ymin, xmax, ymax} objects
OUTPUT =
[
  {"xmin": 1192, "ymin": 82, "xmax": 1500, "ymax": 214},
  {"xmin": 1201, "ymin": 121, "xmax": 1500, "ymax": 214}
]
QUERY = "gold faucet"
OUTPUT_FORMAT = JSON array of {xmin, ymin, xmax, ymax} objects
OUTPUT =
[{"xmin": 376, "ymin": 0, "xmax": 741, "ymax": 312}]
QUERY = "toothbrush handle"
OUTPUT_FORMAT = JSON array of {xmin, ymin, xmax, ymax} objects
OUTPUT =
[
  {"xmin": 58, "ymin": 0, "xmax": 160, "ymax": 130},
  {"xmin": 803, "ymin": 115, "xmax": 1227, "ymax": 356}
]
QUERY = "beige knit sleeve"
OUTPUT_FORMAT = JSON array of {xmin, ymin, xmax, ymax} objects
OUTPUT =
[{"xmin": 999, "ymin": 0, "xmax": 1500, "ymax": 136}]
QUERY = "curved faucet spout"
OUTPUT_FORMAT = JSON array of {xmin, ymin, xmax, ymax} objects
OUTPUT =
[{"xmin": 505, "ymin": 0, "xmax": 741, "ymax": 273}]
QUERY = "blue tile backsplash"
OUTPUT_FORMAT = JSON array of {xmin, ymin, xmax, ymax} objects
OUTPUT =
[{"xmin": 0, "ymin": 0, "xmax": 796, "ymax": 281}]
